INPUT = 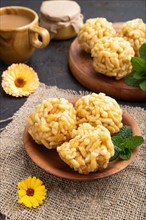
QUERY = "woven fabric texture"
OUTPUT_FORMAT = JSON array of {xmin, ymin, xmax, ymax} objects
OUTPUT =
[{"xmin": 0, "ymin": 84, "xmax": 145, "ymax": 220}]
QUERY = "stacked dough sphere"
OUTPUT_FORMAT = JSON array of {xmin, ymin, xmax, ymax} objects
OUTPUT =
[
  {"xmin": 27, "ymin": 93, "xmax": 123, "ymax": 174},
  {"xmin": 78, "ymin": 18, "xmax": 116, "ymax": 53},
  {"xmin": 75, "ymin": 93, "xmax": 123, "ymax": 134},
  {"xmin": 77, "ymin": 18, "xmax": 145, "ymax": 80},
  {"xmin": 92, "ymin": 37, "xmax": 135, "ymax": 80},
  {"xmin": 28, "ymin": 98, "xmax": 76, "ymax": 149},
  {"xmin": 118, "ymin": 19, "xmax": 146, "ymax": 56},
  {"xmin": 57, "ymin": 123, "xmax": 114, "ymax": 174}
]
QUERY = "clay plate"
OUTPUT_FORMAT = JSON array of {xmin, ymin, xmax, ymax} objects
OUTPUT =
[
  {"xmin": 68, "ymin": 22, "xmax": 146, "ymax": 101},
  {"xmin": 23, "ymin": 98, "xmax": 141, "ymax": 181}
]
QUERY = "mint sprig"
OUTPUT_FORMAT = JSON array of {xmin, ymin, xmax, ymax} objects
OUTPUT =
[
  {"xmin": 110, "ymin": 126, "xmax": 144, "ymax": 161},
  {"xmin": 125, "ymin": 43, "xmax": 146, "ymax": 91},
  {"xmin": 115, "ymin": 125, "xmax": 132, "ymax": 139}
]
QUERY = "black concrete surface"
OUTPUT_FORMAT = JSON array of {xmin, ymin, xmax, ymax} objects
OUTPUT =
[{"xmin": 0, "ymin": 0, "xmax": 146, "ymax": 219}]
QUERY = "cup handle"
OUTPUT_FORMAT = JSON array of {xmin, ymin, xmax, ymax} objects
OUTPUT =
[{"xmin": 29, "ymin": 25, "xmax": 50, "ymax": 48}]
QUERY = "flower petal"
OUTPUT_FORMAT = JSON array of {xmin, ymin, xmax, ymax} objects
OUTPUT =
[
  {"xmin": 35, "ymin": 185, "xmax": 46, "ymax": 192},
  {"xmin": 33, "ymin": 195, "xmax": 45, "ymax": 203},
  {"xmin": 30, "ymin": 176, "xmax": 37, "ymax": 188},
  {"xmin": 29, "ymin": 197, "xmax": 40, "ymax": 208},
  {"xmin": 25, "ymin": 176, "xmax": 32, "ymax": 188},
  {"xmin": 33, "ymin": 178, "xmax": 43, "ymax": 188},
  {"xmin": 23, "ymin": 196, "xmax": 33, "ymax": 208},
  {"xmin": 34, "ymin": 191, "xmax": 46, "ymax": 197},
  {"xmin": 18, "ymin": 189, "xmax": 26, "ymax": 198},
  {"xmin": 18, "ymin": 180, "xmax": 27, "ymax": 190},
  {"xmin": 18, "ymin": 195, "xmax": 28, "ymax": 204}
]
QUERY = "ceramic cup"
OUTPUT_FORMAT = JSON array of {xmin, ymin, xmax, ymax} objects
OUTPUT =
[{"xmin": 0, "ymin": 6, "xmax": 50, "ymax": 65}]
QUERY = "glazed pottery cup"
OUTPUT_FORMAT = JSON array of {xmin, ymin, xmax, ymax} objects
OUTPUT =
[{"xmin": 0, "ymin": 6, "xmax": 50, "ymax": 65}]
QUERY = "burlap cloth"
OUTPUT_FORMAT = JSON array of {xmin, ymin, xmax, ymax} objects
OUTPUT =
[{"xmin": 0, "ymin": 83, "xmax": 146, "ymax": 220}]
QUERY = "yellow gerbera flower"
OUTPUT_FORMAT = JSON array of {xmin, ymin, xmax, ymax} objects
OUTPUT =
[
  {"xmin": 2, "ymin": 63, "xmax": 39, "ymax": 97},
  {"xmin": 18, "ymin": 176, "xmax": 47, "ymax": 208}
]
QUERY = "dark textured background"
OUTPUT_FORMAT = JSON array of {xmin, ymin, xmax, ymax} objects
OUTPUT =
[{"xmin": 0, "ymin": 0, "xmax": 146, "ymax": 219}]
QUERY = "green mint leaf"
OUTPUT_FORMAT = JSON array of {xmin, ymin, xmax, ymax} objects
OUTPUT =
[
  {"xmin": 110, "ymin": 145, "xmax": 122, "ymax": 162},
  {"xmin": 109, "ymin": 150, "xmax": 119, "ymax": 161},
  {"xmin": 123, "ymin": 136, "xmax": 144, "ymax": 151},
  {"xmin": 131, "ymin": 57, "xmax": 146, "ymax": 72},
  {"xmin": 133, "ymin": 71, "xmax": 146, "ymax": 80},
  {"xmin": 119, "ymin": 148, "xmax": 132, "ymax": 160},
  {"xmin": 114, "ymin": 145, "xmax": 122, "ymax": 153},
  {"xmin": 125, "ymin": 73, "xmax": 141, "ymax": 87},
  {"xmin": 118, "ymin": 142, "xmax": 126, "ymax": 149},
  {"xmin": 111, "ymin": 126, "xmax": 144, "ymax": 161},
  {"xmin": 116, "ymin": 125, "xmax": 133, "ymax": 139},
  {"xmin": 139, "ymin": 43, "xmax": 146, "ymax": 60},
  {"xmin": 139, "ymin": 80, "xmax": 146, "ymax": 91},
  {"xmin": 125, "ymin": 44, "xmax": 146, "ymax": 91},
  {"xmin": 111, "ymin": 136, "xmax": 123, "ymax": 147}
]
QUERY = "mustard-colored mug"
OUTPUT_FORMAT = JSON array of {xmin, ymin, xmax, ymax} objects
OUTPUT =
[{"xmin": 0, "ymin": 6, "xmax": 50, "ymax": 65}]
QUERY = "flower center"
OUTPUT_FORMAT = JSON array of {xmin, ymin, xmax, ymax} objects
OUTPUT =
[
  {"xmin": 26, "ymin": 188, "xmax": 34, "ymax": 196},
  {"xmin": 15, "ymin": 78, "xmax": 25, "ymax": 88}
]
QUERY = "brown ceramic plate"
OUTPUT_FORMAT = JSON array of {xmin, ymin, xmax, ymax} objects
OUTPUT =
[
  {"xmin": 68, "ymin": 22, "xmax": 146, "ymax": 101},
  {"xmin": 23, "ymin": 99, "xmax": 141, "ymax": 181}
]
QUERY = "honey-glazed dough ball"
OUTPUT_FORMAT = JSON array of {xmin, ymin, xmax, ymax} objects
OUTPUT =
[
  {"xmin": 75, "ymin": 93, "xmax": 123, "ymax": 135},
  {"xmin": 27, "ymin": 98, "xmax": 76, "ymax": 149},
  {"xmin": 77, "ymin": 17, "xmax": 116, "ymax": 53},
  {"xmin": 118, "ymin": 19, "xmax": 146, "ymax": 56},
  {"xmin": 91, "ymin": 37, "xmax": 135, "ymax": 80},
  {"xmin": 57, "ymin": 123, "xmax": 114, "ymax": 174}
]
